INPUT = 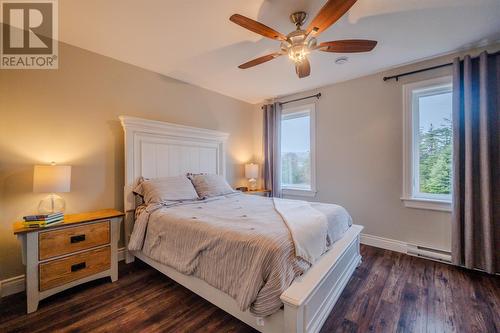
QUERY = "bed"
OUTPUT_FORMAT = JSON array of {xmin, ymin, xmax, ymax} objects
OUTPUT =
[{"xmin": 120, "ymin": 116, "xmax": 363, "ymax": 333}]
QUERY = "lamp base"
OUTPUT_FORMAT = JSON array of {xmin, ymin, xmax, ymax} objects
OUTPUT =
[
  {"xmin": 38, "ymin": 194, "xmax": 65, "ymax": 214},
  {"xmin": 248, "ymin": 178, "xmax": 257, "ymax": 191}
]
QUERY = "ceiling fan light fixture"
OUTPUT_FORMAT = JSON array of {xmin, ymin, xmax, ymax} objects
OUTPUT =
[
  {"xmin": 230, "ymin": 0, "xmax": 378, "ymax": 78},
  {"xmin": 280, "ymin": 40, "xmax": 291, "ymax": 52},
  {"xmin": 307, "ymin": 37, "xmax": 317, "ymax": 49},
  {"xmin": 288, "ymin": 44, "xmax": 309, "ymax": 63}
]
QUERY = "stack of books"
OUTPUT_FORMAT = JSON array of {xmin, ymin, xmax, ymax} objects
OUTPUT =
[{"xmin": 23, "ymin": 212, "xmax": 64, "ymax": 227}]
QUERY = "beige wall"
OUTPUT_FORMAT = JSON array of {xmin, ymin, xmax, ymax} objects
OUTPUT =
[
  {"xmin": 0, "ymin": 42, "xmax": 256, "ymax": 280},
  {"xmin": 265, "ymin": 44, "xmax": 500, "ymax": 252}
]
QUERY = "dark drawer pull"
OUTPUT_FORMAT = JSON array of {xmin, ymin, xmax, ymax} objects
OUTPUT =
[
  {"xmin": 70, "ymin": 234, "xmax": 86, "ymax": 243},
  {"xmin": 71, "ymin": 262, "xmax": 86, "ymax": 272}
]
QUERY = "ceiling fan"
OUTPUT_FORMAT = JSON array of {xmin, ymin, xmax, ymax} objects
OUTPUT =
[{"xmin": 230, "ymin": 0, "xmax": 377, "ymax": 78}]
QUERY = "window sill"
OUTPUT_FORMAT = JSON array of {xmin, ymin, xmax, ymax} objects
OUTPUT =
[
  {"xmin": 283, "ymin": 188, "xmax": 317, "ymax": 198},
  {"xmin": 401, "ymin": 197, "xmax": 451, "ymax": 212}
]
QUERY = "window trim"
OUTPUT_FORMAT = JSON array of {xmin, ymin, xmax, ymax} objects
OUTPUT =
[
  {"xmin": 402, "ymin": 76, "xmax": 452, "ymax": 212},
  {"xmin": 280, "ymin": 103, "xmax": 317, "ymax": 197}
]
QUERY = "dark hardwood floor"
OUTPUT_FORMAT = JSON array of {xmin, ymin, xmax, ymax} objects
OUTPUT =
[{"xmin": 1, "ymin": 245, "xmax": 498, "ymax": 333}]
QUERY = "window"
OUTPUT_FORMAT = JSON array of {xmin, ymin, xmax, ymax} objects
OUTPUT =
[
  {"xmin": 402, "ymin": 77, "xmax": 452, "ymax": 211},
  {"xmin": 280, "ymin": 103, "xmax": 316, "ymax": 197}
]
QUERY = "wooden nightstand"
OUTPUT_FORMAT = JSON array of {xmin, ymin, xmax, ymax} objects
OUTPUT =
[
  {"xmin": 13, "ymin": 209, "xmax": 124, "ymax": 313},
  {"xmin": 243, "ymin": 189, "xmax": 271, "ymax": 197}
]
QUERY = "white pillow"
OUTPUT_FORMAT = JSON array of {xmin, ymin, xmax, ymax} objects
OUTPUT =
[
  {"xmin": 133, "ymin": 175, "xmax": 199, "ymax": 204},
  {"xmin": 188, "ymin": 174, "xmax": 235, "ymax": 198}
]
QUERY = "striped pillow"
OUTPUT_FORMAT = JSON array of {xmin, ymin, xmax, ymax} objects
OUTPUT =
[
  {"xmin": 133, "ymin": 175, "xmax": 199, "ymax": 204},
  {"xmin": 188, "ymin": 174, "xmax": 235, "ymax": 198}
]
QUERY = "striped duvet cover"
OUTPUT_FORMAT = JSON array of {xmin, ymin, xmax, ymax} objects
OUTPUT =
[{"xmin": 129, "ymin": 193, "xmax": 352, "ymax": 317}]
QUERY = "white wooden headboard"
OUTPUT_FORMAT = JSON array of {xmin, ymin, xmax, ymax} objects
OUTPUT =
[{"xmin": 119, "ymin": 116, "xmax": 229, "ymax": 260}]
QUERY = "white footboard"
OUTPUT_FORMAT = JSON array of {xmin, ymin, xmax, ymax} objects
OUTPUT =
[{"xmin": 281, "ymin": 225, "xmax": 363, "ymax": 333}]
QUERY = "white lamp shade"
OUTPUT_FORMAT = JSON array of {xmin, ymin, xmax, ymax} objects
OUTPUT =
[
  {"xmin": 245, "ymin": 163, "xmax": 258, "ymax": 179},
  {"xmin": 33, "ymin": 165, "xmax": 71, "ymax": 193}
]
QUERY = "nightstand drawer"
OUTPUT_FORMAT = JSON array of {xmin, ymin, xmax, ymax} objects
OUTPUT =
[
  {"xmin": 39, "ymin": 246, "xmax": 111, "ymax": 291},
  {"xmin": 39, "ymin": 221, "xmax": 110, "ymax": 260}
]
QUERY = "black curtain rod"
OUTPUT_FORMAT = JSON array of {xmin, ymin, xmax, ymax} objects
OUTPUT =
[
  {"xmin": 260, "ymin": 93, "xmax": 321, "ymax": 110},
  {"xmin": 383, "ymin": 50, "xmax": 500, "ymax": 82},
  {"xmin": 279, "ymin": 93, "xmax": 321, "ymax": 106},
  {"xmin": 383, "ymin": 63, "xmax": 452, "ymax": 82}
]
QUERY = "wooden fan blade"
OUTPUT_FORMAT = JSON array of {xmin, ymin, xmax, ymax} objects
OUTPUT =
[
  {"xmin": 295, "ymin": 58, "xmax": 311, "ymax": 78},
  {"xmin": 238, "ymin": 52, "xmax": 282, "ymax": 69},
  {"xmin": 230, "ymin": 14, "xmax": 286, "ymax": 41},
  {"xmin": 306, "ymin": 0, "xmax": 358, "ymax": 35},
  {"xmin": 317, "ymin": 39, "xmax": 377, "ymax": 53}
]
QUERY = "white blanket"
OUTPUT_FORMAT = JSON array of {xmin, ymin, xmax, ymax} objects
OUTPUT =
[{"xmin": 272, "ymin": 198, "xmax": 329, "ymax": 264}]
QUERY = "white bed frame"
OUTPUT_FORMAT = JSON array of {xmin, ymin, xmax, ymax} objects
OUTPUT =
[{"xmin": 119, "ymin": 116, "xmax": 363, "ymax": 333}]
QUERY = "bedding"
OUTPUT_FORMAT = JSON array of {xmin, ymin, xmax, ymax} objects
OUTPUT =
[
  {"xmin": 129, "ymin": 193, "xmax": 352, "ymax": 317},
  {"xmin": 273, "ymin": 198, "xmax": 328, "ymax": 264}
]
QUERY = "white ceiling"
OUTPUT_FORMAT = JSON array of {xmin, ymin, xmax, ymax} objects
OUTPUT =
[{"xmin": 59, "ymin": 0, "xmax": 500, "ymax": 103}]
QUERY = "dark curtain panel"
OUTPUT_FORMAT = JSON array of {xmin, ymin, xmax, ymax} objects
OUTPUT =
[
  {"xmin": 263, "ymin": 102, "xmax": 282, "ymax": 197},
  {"xmin": 451, "ymin": 51, "xmax": 500, "ymax": 274}
]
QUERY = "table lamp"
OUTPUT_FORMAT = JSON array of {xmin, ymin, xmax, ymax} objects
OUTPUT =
[
  {"xmin": 33, "ymin": 163, "xmax": 71, "ymax": 214},
  {"xmin": 245, "ymin": 163, "xmax": 258, "ymax": 191}
]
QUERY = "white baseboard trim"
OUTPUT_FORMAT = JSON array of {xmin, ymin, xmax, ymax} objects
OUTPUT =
[
  {"xmin": 360, "ymin": 233, "xmax": 408, "ymax": 254},
  {"xmin": 0, "ymin": 275, "xmax": 25, "ymax": 298},
  {"xmin": 1, "ymin": 247, "xmax": 126, "ymax": 298},
  {"xmin": 117, "ymin": 247, "xmax": 126, "ymax": 262},
  {"xmin": 360, "ymin": 233, "xmax": 452, "ymax": 263}
]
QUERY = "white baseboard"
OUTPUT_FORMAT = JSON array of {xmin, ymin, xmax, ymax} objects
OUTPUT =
[
  {"xmin": 360, "ymin": 233, "xmax": 408, "ymax": 254},
  {"xmin": 1, "ymin": 247, "xmax": 126, "ymax": 298},
  {"xmin": 360, "ymin": 233, "xmax": 452, "ymax": 263},
  {"xmin": 117, "ymin": 247, "xmax": 125, "ymax": 262},
  {"xmin": 0, "ymin": 275, "xmax": 25, "ymax": 298}
]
